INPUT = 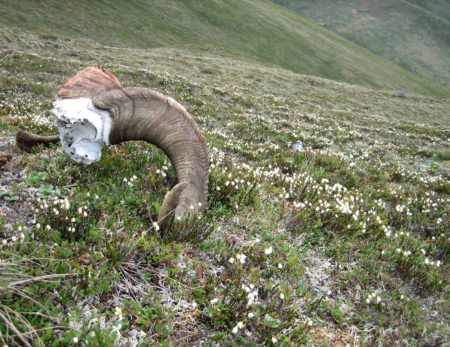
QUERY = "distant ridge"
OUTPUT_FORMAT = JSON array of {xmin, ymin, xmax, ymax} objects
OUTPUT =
[{"xmin": 273, "ymin": 0, "xmax": 450, "ymax": 89}]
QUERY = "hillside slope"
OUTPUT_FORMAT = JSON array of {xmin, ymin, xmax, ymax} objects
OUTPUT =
[
  {"xmin": 0, "ymin": 2, "xmax": 449, "ymax": 344},
  {"xmin": 1, "ymin": 40, "xmax": 449, "ymax": 346},
  {"xmin": 406, "ymin": 0, "xmax": 450, "ymax": 22},
  {"xmin": 274, "ymin": 0, "xmax": 450, "ymax": 89},
  {"xmin": 0, "ymin": 0, "xmax": 448, "ymax": 96}
]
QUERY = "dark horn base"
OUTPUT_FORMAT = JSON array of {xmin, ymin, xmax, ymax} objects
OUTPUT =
[{"xmin": 16, "ymin": 130, "xmax": 60, "ymax": 152}]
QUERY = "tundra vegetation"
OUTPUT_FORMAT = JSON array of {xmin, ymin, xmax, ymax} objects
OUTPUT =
[{"xmin": 0, "ymin": 3, "xmax": 449, "ymax": 347}]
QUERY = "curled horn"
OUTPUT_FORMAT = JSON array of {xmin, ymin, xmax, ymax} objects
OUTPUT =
[
  {"xmin": 16, "ymin": 130, "xmax": 60, "ymax": 152},
  {"xmin": 17, "ymin": 67, "xmax": 209, "ymax": 228},
  {"xmin": 92, "ymin": 86, "xmax": 209, "ymax": 228}
]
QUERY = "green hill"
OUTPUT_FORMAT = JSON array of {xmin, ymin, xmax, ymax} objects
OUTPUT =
[
  {"xmin": 274, "ymin": 0, "xmax": 450, "ymax": 89},
  {"xmin": 0, "ymin": 0, "xmax": 448, "ymax": 96},
  {"xmin": 406, "ymin": 0, "xmax": 450, "ymax": 22},
  {"xmin": 1, "ymin": 0, "xmax": 449, "ymax": 346}
]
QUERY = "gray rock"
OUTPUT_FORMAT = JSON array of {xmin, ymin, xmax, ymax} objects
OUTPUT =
[
  {"xmin": 291, "ymin": 141, "xmax": 304, "ymax": 152},
  {"xmin": 393, "ymin": 90, "xmax": 406, "ymax": 98}
]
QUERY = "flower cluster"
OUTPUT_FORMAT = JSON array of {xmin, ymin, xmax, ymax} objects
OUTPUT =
[{"xmin": 366, "ymin": 292, "xmax": 383, "ymax": 305}]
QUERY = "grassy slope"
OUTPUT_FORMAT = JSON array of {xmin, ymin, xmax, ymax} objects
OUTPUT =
[
  {"xmin": 0, "ymin": 2, "xmax": 449, "ymax": 346},
  {"xmin": 0, "ymin": 33, "xmax": 449, "ymax": 345},
  {"xmin": 273, "ymin": 0, "xmax": 450, "ymax": 89},
  {"xmin": 0, "ymin": 0, "xmax": 449, "ymax": 97},
  {"xmin": 406, "ymin": 0, "xmax": 450, "ymax": 21}
]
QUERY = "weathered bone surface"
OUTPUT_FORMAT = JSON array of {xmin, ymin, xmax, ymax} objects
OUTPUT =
[
  {"xmin": 53, "ymin": 98, "xmax": 112, "ymax": 165},
  {"xmin": 16, "ymin": 67, "xmax": 209, "ymax": 228}
]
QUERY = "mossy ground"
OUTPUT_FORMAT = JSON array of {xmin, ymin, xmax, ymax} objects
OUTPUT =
[{"xmin": 0, "ymin": 37, "xmax": 449, "ymax": 346}]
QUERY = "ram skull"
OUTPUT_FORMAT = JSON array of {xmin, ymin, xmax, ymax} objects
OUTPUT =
[{"xmin": 17, "ymin": 67, "xmax": 209, "ymax": 229}]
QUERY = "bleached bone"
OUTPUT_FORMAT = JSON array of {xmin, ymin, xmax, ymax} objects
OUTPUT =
[{"xmin": 53, "ymin": 98, "xmax": 112, "ymax": 165}]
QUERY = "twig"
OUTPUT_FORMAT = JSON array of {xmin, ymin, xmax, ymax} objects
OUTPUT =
[
  {"xmin": 8, "ymin": 273, "xmax": 75, "ymax": 288},
  {"xmin": 0, "ymin": 309, "xmax": 32, "ymax": 347}
]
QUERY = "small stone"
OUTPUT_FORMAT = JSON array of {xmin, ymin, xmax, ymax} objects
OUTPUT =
[{"xmin": 290, "ymin": 141, "xmax": 304, "ymax": 152}]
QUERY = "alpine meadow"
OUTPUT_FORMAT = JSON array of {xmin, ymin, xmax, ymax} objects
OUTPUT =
[{"xmin": 0, "ymin": 0, "xmax": 449, "ymax": 346}]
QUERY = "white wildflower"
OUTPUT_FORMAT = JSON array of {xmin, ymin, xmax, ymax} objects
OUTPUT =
[
  {"xmin": 114, "ymin": 307, "xmax": 123, "ymax": 320},
  {"xmin": 236, "ymin": 253, "xmax": 247, "ymax": 264},
  {"xmin": 264, "ymin": 246, "xmax": 273, "ymax": 255}
]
